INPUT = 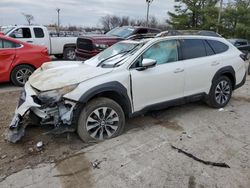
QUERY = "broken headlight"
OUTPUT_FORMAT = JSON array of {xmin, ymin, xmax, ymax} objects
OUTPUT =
[{"xmin": 37, "ymin": 84, "xmax": 78, "ymax": 103}]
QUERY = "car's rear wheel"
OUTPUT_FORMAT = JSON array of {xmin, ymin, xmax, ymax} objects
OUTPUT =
[
  {"xmin": 63, "ymin": 47, "xmax": 76, "ymax": 60},
  {"xmin": 77, "ymin": 97, "xmax": 125, "ymax": 142},
  {"xmin": 11, "ymin": 65, "xmax": 35, "ymax": 87},
  {"xmin": 207, "ymin": 76, "xmax": 232, "ymax": 108}
]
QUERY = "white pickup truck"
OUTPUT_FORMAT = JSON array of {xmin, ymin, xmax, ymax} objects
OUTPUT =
[{"xmin": 1, "ymin": 25, "xmax": 77, "ymax": 60}]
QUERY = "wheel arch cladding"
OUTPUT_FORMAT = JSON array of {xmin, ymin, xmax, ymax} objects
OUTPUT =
[
  {"xmin": 212, "ymin": 66, "xmax": 236, "ymax": 89},
  {"xmin": 79, "ymin": 81, "xmax": 132, "ymax": 117},
  {"xmin": 64, "ymin": 43, "xmax": 76, "ymax": 50}
]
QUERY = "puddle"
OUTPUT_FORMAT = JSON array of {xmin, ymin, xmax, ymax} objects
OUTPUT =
[
  {"xmin": 55, "ymin": 152, "xmax": 93, "ymax": 188},
  {"xmin": 154, "ymin": 120, "xmax": 184, "ymax": 131}
]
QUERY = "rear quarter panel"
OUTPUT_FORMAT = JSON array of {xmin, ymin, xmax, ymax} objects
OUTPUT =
[{"xmin": 12, "ymin": 45, "xmax": 50, "ymax": 69}]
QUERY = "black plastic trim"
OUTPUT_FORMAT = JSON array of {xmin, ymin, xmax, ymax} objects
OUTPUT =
[
  {"xmin": 79, "ymin": 81, "xmax": 132, "ymax": 116},
  {"xmin": 212, "ymin": 66, "xmax": 236, "ymax": 89},
  {"xmin": 235, "ymin": 73, "xmax": 246, "ymax": 90},
  {"xmin": 131, "ymin": 93, "xmax": 206, "ymax": 117}
]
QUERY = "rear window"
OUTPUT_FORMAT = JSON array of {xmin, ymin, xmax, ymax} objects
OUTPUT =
[
  {"xmin": 206, "ymin": 40, "xmax": 228, "ymax": 54},
  {"xmin": 179, "ymin": 39, "xmax": 206, "ymax": 60},
  {"xmin": 0, "ymin": 39, "xmax": 21, "ymax": 48},
  {"xmin": 34, "ymin": 28, "xmax": 44, "ymax": 38}
]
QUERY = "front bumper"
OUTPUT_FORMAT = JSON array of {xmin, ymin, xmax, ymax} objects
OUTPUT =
[{"xmin": 6, "ymin": 82, "xmax": 77, "ymax": 143}]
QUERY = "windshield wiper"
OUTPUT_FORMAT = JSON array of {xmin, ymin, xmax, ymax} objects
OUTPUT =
[{"xmin": 97, "ymin": 49, "xmax": 134, "ymax": 67}]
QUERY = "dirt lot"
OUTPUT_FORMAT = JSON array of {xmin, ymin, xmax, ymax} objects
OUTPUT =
[
  {"xmin": 0, "ymin": 76, "xmax": 250, "ymax": 188},
  {"xmin": 0, "ymin": 90, "xmax": 91, "ymax": 179}
]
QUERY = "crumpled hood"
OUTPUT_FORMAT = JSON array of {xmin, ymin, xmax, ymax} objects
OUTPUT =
[{"xmin": 29, "ymin": 61, "xmax": 112, "ymax": 91}]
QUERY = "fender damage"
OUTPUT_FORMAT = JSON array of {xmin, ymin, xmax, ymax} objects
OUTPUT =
[{"xmin": 6, "ymin": 82, "xmax": 77, "ymax": 143}]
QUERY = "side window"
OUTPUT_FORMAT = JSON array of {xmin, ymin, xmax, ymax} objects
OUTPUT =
[
  {"xmin": 235, "ymin": 41, "xmax": 247, "ymax": 46},
  {"xmin": 179, "ymin": 39, "xmax": 206, "ymax": 60},
  {"xmin": 204, "ymin": 40, "xmax": 215, "ymax": 56},
  {"xmin": 0, "ymin": 39, "xmax": 3, "ymax": 48},
  {"xmin": 142, "ymin": 40, "xmax": 178, "ymax": 65},
  {"xmin": 34, "ymin": 28, "xmax": 44, "ymax": 38},
  {"xmin": 3, "ymin": 40, "xmax": 16, "ymax": 48},
  {"xmin": 10, "ymin": 28, "xmax": 31, "ymax": 38},
  {"xmin": 206, "ymin": 40, "xmax": 229, "ymax": 54},
  {"xmin": 136, "ymin": 28, "xmax": 148, "ymax": 34}
]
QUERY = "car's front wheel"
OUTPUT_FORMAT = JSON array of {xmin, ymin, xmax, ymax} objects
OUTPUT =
[
  {"xmin": 77, "ymin": 97, "xmax": 125, "ymax": 142},
  {"xmin": 207, "ymin": 76, "xmax": 233, "ymax": 108}
]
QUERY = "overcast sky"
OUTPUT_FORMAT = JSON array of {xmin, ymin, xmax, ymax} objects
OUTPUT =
[{"xmin": 0, "ymin": 0, "xmax": 176, "ymax": 27}]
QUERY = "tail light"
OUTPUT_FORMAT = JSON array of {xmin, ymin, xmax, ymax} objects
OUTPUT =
[{"xmin": 240, "ymin": 53, "xmax": 248, "ymax": 61}]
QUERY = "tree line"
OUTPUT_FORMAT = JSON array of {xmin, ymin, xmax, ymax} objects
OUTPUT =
[
  {"xmin": 167, "ymin": 0, "xmax": 250, "ymax": 39},
  {"xmin": 20, "ymin": 0, "xmax": 250, "ymax": 39}
]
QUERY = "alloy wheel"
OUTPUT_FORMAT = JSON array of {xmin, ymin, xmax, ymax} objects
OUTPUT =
[
  {"xmin": 86, "ymin": 107, "xmax": 119, "ymax": 140},
  {"xmin": 215, "ymin": 80, "xmax": 231, "ymax": 105},
  {"xmin": 67, "ymin": 50, "xmax": 76, "ymax": 60},
  {"xmin": 16, "ymin": 68, "xmax": 33, "ymax": 85}
]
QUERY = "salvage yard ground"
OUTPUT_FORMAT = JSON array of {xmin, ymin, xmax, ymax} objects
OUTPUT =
[{"xmin": 0, "ymin": 76, "xmax": 250, "ymax": 188}]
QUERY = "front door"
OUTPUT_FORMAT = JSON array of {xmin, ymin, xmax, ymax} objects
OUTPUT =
[
  {"xmin": 130, "ymin": 40, "xmax": 185, "ymax": 112},
  {"xmin": 8, "ymin": 27, "xmax": 34, "ymax": 44}
]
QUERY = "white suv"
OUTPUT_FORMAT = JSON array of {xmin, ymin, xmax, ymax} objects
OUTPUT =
[{"xmin": 7, "ymin": 35, "xmax": 247, "ymax": 143}]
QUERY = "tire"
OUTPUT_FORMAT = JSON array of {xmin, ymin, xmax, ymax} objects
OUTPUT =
[
  {"xmin": 11, "ymin": 65, "xmax": 35, "ymax": 87},
  {"xmin": 207, "ymin": 76, "xmax": 232, "ymax": 108},
  {"xmin": 54, "ymin": 54, "xmax": 63, "ymax": 59},
  {"xmin": 248, "ymin": 64, "xmax": 250, "ymax": 75},
  {"xmin": 63, "ymin": 47, "xmax": 76, "ymax": 60},
  {"xmin": 77, "ymin": 97, "xmax": 125, "ymax": 142}
]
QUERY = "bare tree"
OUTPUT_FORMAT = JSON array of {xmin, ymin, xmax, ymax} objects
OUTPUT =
[
  {"xmin": 121, "ymin": 16, "xmax": 130, "ymax": 26},
  {"xmin": 100, "ymin": 15, "xmax": 112, "ymax": 31},
  {"xmin": 22, "ymin": 13, "xmax": 34, "ymax": 25},
  {"xmin": 100, "ymin": 15, "xmax": 123, "ymax": 31}
]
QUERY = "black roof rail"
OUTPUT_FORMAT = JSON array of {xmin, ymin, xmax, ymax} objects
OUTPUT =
[
  {"xmin": 156, "ymin": 30, "xmax": 222, "ymax": 38},
  {"xmin": 126, "ymin": 33, "xmax": 158, "ymax": 40}
]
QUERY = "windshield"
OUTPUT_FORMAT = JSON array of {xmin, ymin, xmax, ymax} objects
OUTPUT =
[
  {"xmin": 85, "ymin": 42, "xmax": 144, "ymax": 67},
  {"xmin": 0, "ymin": 26, "xmax": 15, "ymax": 35},
  {"xmin": 106, "ymin": 27, "xmax": 135, "ymax": 38}
]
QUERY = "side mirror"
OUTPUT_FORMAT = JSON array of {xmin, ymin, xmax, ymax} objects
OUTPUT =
[{"xmin": 136, "ymin": 58, "xmax": 156, "ymax": 71}]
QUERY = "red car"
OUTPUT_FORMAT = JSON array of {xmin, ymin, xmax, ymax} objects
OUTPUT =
[{"xmin": 0, "ymin": 34, "xmax": 51, "ymax": 86}]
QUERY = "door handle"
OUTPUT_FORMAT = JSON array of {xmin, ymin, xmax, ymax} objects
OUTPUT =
[
  {"xmin": 211, "ymin": 61, "xmax": 220, "ymax": 66},
  {"xmin": 26, "ymin": 41, "xmax": 33, "ymax": 43},
  {"xmin": 174, "ymin": 68, "xmax": 184, "ymax": 73}
]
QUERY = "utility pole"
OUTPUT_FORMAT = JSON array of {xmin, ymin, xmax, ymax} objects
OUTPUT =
[
  {"xmin": 56, "ymin": 8, "xmax": 60, "ymax": 37},
  {"xmin": 146, "ymin": 0, "xmax": 153, "ymax": 27},
  {"xmin": 217, "ymin": 0, "xmax": 223, "ymax": 33}
]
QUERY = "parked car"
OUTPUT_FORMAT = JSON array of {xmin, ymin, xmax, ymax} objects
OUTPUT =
[
  {"xmin": 0, "ymin": 34, "xmax": 51, "ymax": 86},
  {"xmin": 228, "ymin": 38, "xmax": 250, "ymax": 74},
  {"xmin": 7, "ymin": 35, "xmax": 247, "ymax": 143},
  {"xmin": 75, "ymin": 26, "xmax": 161, "ymax": 60},
  {"xmin": 1, "ymin": 25, "xmax": 77, "ymax": 60}
]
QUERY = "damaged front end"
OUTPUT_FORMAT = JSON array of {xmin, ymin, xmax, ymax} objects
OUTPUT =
[{"xmin": 6, "ymin": 82, "xmax": 78, "ymax": 143}]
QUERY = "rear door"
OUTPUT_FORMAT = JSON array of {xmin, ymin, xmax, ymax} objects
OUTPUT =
[
  {"xmin": 0, "ymin": 39, "xmax": 16, "ymax": 81},
  {"xmin": 179, "ymin": 39, "xmax": 220, "ymax": 96}
]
